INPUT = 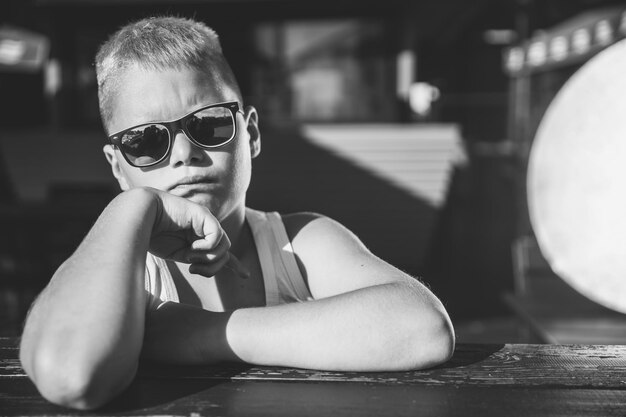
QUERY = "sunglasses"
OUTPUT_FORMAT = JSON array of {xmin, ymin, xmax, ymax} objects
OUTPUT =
[{"xmin": 107, "ymin": 101, "xmax": 242, "ymax": 168}]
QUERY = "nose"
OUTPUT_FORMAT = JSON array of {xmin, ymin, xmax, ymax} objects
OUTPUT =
[{"xmin": 169, "ymin": 131, "xmax": 206, "ymax": 167}]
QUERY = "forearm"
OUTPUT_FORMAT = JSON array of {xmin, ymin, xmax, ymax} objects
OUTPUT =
[
  {"xmin": 227, "ymin": 280, "xmax": 454, "ymax": 371},
  {"xmin": 20, "ymin": 188, "xmax": 157, "ymax": 409}
]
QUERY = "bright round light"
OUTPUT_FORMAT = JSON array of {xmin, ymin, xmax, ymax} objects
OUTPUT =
[{"xmin": 528, "ymin": 38, "xmax": 626, "ymax": 313}]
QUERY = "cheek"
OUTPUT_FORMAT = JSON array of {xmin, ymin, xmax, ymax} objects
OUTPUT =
[
  {"xmin": 119, "ymin": 164, "xmax": 163, "ymax": 189},
  {"xmin": 236, "ymin": 143, "xmax": 253, "ymax": 173},
  {"xmin": 225, "ymin": 146, "xmax": 252, "ymax": 188}
]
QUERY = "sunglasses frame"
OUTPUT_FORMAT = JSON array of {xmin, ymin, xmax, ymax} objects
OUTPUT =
[{"xmin": 107, "ymin": 101, "xmax": 242, "ymax": 168}]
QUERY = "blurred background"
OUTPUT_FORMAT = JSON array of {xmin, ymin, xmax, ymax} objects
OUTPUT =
[{"xmin": 1, "ymin": 0, "xmax": 625, "ymax": 343}]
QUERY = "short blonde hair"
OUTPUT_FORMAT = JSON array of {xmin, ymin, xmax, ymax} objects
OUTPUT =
[{"xmin": 95, "ymin": 16, "xmax": 242, "ymax": 131}]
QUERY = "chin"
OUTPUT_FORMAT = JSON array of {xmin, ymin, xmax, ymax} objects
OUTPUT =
[
  {"xmin": 186, "ymin": 193, "xmax": 216, "ymax": 208},
  {"xmin": 186, "ymin": 194, "xmax": 232, "ymax": 219}
]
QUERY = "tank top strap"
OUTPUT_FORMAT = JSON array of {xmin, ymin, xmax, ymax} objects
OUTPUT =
[
  {"xmin": 145, "ymin": 253, "xmax": 179, "ymax": 309},
  {"xmin": 246, "ymin": 208, "xmax": 312, "ymax": 305}
]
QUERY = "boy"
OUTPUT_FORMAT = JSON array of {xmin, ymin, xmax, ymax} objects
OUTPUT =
[{"xmin": 19, "ymin": 16, "xmax": 454, "ymax": 410}]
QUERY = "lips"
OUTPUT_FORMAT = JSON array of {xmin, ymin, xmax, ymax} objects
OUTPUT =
[{"xmin": 167, "ymin": 175, "xmax": 218, "ymax": 196}]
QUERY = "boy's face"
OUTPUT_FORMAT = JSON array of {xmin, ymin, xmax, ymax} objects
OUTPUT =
[{"xmin": 102, "ymin": 66, "xmax": 260, "ymax": 221}]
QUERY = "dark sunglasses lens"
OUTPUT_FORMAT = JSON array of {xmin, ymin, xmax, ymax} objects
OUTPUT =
[
  {"xmin": 186, "ymin": 106, "xmax": 235, "ymax": 146},
  {"xmin": 119, "ymin": 124, "xmax": 169, "ymax": 166}
]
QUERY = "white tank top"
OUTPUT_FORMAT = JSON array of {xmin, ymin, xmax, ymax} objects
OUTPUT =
[{"xmin": 144, "ymin": 208, "xmax": 312, "ymax": 310}]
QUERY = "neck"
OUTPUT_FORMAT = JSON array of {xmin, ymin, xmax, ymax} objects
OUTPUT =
[{"xmin": 219, "ymin": 203, "xmax": 247, "ymax": 256}]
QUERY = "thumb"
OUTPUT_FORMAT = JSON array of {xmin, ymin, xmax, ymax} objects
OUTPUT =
[{"xmin": 187, "ymin": 204, "xmax": 225, "ymax": 248}]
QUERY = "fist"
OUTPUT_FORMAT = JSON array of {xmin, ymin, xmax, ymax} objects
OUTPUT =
[{"xmin": 146, "ymin": 188, "xmax": 233, "ymax": 277}]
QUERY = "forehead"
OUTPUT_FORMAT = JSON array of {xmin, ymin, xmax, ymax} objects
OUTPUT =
[{"xmin": 108, "ymin": 66, "xmax": 238, "ymax": 133}]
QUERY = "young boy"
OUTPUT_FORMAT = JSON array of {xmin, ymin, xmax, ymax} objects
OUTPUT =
[{"xmin": 19, "ymin": 16, "xmax": 454, "ymax": 410}]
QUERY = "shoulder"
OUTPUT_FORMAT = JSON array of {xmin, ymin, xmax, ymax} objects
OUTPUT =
[
  {"xmin": 277, "ymin": 211, "xmax": 409, "ymax": 298},
  {"xmin": 281, "ymin": 212, "xmax": 373, "ymax": 274},
  {"xmin": 247, "ymin": 208, "xmax": 361, "ymax": 255},
  {"xmin": 280, "ymin": 212, "xmax": 365, "ymax": 253}
]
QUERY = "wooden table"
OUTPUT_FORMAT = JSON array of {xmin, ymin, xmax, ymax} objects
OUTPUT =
[{"xmin": 2, "ymin": 337, "xmax": 626, "ymax": 416}]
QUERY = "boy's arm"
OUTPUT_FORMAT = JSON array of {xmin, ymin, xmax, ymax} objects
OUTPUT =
[
  {"xmin": 147, "ymin": 213, "xmax": 454, "ymax": 371},
  {"xmin": 228, "ymin": 213, "xmax": 454, "ymax": 370},
  {"xmin": 19, "ymin": 189, "xmax": 153, "ymax": 410},
  {"xmin": 19, "ymin": 187, "xmax": 228, "ymax": 410}
]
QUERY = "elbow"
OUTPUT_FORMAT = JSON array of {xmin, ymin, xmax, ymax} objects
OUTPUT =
[
  {"xmin": 429, "ymin": 310, "xmax": 456, "ymax": 365},
  {"xmin": 403, "ymin": 308, "xmax": 455, "ymax": 370},
  {"xmin": 20, "ymin": 347, "xmax": 132, "ymax": 410},
  {"xmin": 38, "ymin": 373, "xmax": 104, "ymax": 410}
]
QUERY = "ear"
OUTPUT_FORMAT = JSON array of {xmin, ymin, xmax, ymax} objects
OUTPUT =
[
  {"xmin": 244, "ymin": 105, "xmax": 261, "ymax": 159},
  {"xmin": 103, "ymin": 144, "xmax": 131, "ymax": 191}
]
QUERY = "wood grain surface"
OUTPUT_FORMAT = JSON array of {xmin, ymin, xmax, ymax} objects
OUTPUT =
[{"xmin": 2, "ymin": 338, "xmax": 626, "ymax": 416}]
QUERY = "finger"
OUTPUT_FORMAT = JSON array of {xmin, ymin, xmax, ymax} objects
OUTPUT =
[
  {"xmin": 197, "ymin": 207, "xmax": 227, "ymax": 245},
  {"xmin": 222, "ymin": 252, "xmax": 251, "ymax": 279},
  {"xmin": 186, "ymin": 234, "xmax": 231, "ymax": 263},
  {"xmin": 194, "ymin": 215, "xmax": 224, "ymax": 246},
  {"xmin": 190, "ymin": 230, "xmax": 229, "ymax": 251},
  {"xmin": 173, "ymin": 197, "xmax": 223, "ymax": 242},
  {"xmin": 189, "ymin": 252, "xmax": 230, "ymax": 277}
]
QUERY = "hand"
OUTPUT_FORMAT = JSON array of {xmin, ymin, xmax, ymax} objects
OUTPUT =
[{"xmin": 144, "ymin": 187, "xmax": 236, "ymax": 277}]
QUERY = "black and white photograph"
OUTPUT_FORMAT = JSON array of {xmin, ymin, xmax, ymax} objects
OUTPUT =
[{"xmin": 1, "ymin": 0, "xmax": 626, "ymax": 415}]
